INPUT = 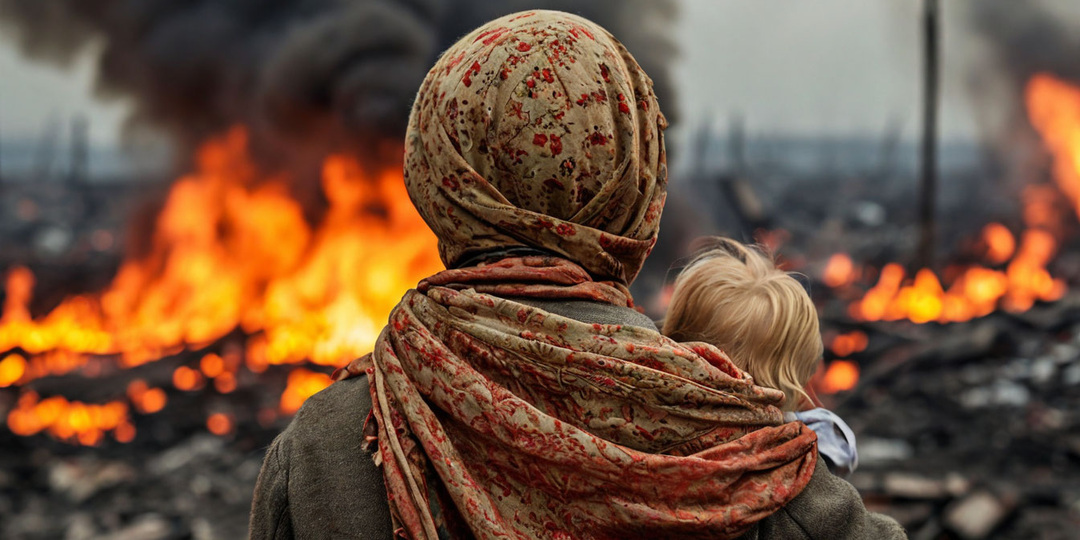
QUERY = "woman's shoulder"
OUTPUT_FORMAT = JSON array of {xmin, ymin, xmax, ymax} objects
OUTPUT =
[
  {"xmin": 251, "ymin": 374, "xmax": 393, "ymax": 539},
  {"xmin": 740, "ymin": 456, "xmax": 908, "ymax": 539},
  {"xmin": 283, "ymin": 374, "xmax": 373, "ymax": 445}
]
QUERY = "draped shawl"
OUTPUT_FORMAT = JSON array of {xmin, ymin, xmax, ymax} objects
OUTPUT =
[
  {"xmin": 335, "ymin": 258, "xmax": 818, "ymax": 539},
  {"xmin": 333, "ymin": 11, "xmax": 818, "ymax": 539}
]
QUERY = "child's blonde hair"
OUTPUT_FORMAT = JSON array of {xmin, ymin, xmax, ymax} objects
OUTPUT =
[{"xmin": 662, "ymin": 237, "xmax": 823, "ymax": 411}]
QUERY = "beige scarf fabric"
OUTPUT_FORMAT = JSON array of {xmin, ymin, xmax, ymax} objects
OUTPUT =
[{"xmin": 403, "ymin": 10, "xmax": 667, "ymax": 285}]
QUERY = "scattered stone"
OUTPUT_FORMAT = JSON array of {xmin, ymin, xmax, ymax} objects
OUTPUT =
[
  {"xmin": 1031, "ymin": 357, "xmax": 1057, "ymax": 385},
  {"xmin": 147, "ymin": 435, "xmax": 224, "ymax": 476},
  {"xmin": 48, "ymin": 460, "xmax": 136, "ymax": 503},
  {"xmin": 63, "ymin": 512, "xmax": 97, "ymax": 540},
  {"xmin": 943, "ymin": 490, "xmax": 1016, "ymax": 539},
  {"xmin": 883, "ymin": 473, "xmax": 950, "ymax": 499},
  {"xmin": 880, "ymin": 472, "xmax": 970, "ymax": 500},
  {"xmin": 100, "ymin": 514, "xmax": 171, "ymax": 540},
  {"xmin": 1063, "ymin": 363, "xmax": 1080, "ymax": 386},
  {"xmin": 959, "ymin": 381, "xmax": 1030, "ymax": 409},
  {"xmin": 1049, "ymin": 343, "xmax": 1078, "ymax": 364},
  {"xmin": 858, "ymin": 438, "xmax": 914, "ymax": 466}
]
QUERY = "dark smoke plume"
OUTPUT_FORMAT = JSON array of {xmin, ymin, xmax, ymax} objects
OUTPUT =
[
  {"xmin": 967, "ymin": 1, "xmax": 1080, "ymax": 87},
  {"xmin": 0, "ymin": 0, "xmax": 677, "ymax": 173},
  {"xmin": 963, "ymin": 0, "xmax": 1080, "ymax": 159}
]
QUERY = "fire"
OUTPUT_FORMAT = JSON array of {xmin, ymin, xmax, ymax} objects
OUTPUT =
[
  {"xmin": 1027, "ymin": 73, "xmax": 1080, "ymax": 219},
  {"xmin": 200, "ymin": 353, "xmax": 225, "ymax": 378},
  {"xmin": 981, "ymin": 223, "xmax": 1015, "ymax": 265},
  {"xmin": 214, "ymin": 372, "xmax": 237, "ymax": 393},
  {"xmin": 819, "ymin": 360, "xmax": 859, "ymax": 394},
  {"xmin": 0, "ymin": 353, "xmax": 26, "ymax": 387},
  {"xmin": 6, "ymin": 391, "xmax": 130, "ymax": 445},
  {"xmin": 127, "ymin": 380, "xmax": 167, "ymax": 414},
  {"xmin": 173, "ymin": 366, "xmax": 204, "ymax": 391},
  {"xmin": 822, "ymin": 254, "xmax": 858, "ymax": 288},
  {"xmin": 279, "ymin": 368, "xmax": 333, "ymax": 415},
  {"xmin": 830, "ymin": 331, "xmax": 868, "ymax": 358},
  {"xmin": 829, "ymin": 73, "xmax": 1080, "ymax": 325},
  {"xmin": 848, "ymin": 232, "xmax": 1064, "ymax": 324},
  {"xmin": 207, "ymin": 413, "xmax": 233, "ymax": 436},
  {"xmin": 0, "ymin": 126, "xmax": 442, "ymax": 443}
]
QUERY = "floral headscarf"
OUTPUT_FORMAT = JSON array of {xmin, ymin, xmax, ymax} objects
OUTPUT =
[{"xmin": 404, "ymin": 10, "xmax": 667, "ymax": 285}]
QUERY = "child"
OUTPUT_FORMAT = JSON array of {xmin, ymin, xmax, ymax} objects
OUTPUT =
[{"xmin": 662, "ymin": 237, "xmax": 858, "ymax": 476}]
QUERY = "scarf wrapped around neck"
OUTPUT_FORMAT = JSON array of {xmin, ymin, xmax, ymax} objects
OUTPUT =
[{"xmin": 334, "ymin": 257, "xmax": 818, "ymax": 539}]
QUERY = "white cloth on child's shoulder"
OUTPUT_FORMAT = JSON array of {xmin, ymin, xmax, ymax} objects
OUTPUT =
[{"xmin": 785, "ymin": 408, "xmax": 858, "ymax": 477}]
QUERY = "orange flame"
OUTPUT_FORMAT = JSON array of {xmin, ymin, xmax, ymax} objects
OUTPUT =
[
  {"xmin": 981, "ymin": 223, "xmax": 1016, "ymax": 265},
  {"xmin": 7, "ymin": 391, "xmax": 130, "ymax": 444},
  {"xmin": 0, "ymin": 354, "xmax": 26, "ymax": 387},
  {"xmin": 173, "ymin": 366, "xmax": 204, "ymax": 391},
  {"xmin": 279, "ymin": 368, "xmax": 333, "ymax": 415},
  {"xmin": 822, "ymin": 254, "xmax": 858, "ymax": 288},
  {"xmin": 1027, "ymin": 73, "xmax": 1080, "ymax": 220},
  {"xmin": 200, "ymin": 353, "xmax": 225, "ymax": 378},
  {"xmin": 849, "ymin": 233, "xmax": 1063, "ymax": 324},
  {"xmin": 206, "ymin": 413, "xmax": 233, "ymax": 436},
  {"xmin": 1, "ymin": 126, "xmax": 441, "ymax": 443},
  {"xmin": 835, "ymin": 73, "xmax": 1080, "ymax": 324},
  {"xmin": 127, "ymin": 380, "xmax": 167, "ymax": 414},
  {"xmin": 819, "ymin": 360, "xmax": 859, "ymax": 394},
  {"xmin": 830, "ymin": 331, "xmax": 868, "ymax": 358}
]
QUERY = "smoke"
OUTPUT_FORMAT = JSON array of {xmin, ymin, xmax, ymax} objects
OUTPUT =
[
  {"xmin": 963, "ymin": 0, "xmax": 1080, "ymax": 155},
  {"xmin": 0, "ymin": 0, "xmax": 678, "ymax": 173},
  {"xmin": 967, "ymin": 1, "xmax": 1080, "ymax": 87}
]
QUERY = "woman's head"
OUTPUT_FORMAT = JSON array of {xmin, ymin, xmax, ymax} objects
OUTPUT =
[
  {"xmin": 662, "ymin": 238, "xmax": 823, "ymax": 411},
  {"xmin": 404, "ymin": 10, "xmax": 667, "ymax": 285}
]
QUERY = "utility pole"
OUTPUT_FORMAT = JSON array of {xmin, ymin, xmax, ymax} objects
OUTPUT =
[{"xmin": 916, "ymin": 0, "xmax": 940, "ymax": 270}]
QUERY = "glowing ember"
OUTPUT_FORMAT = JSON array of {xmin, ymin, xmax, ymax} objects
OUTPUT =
[
  {"xmin": 200, "ymin": 353, "xmax": 225, "ymax": 378},
  {"xmin": 981, "ymin": 223, "xmax": 1016, "ymax": 265},
  {"xmin": 114, "ymin": 421, "xmax": 136, "ymax": 443},
  {"xmin": 0, "ymin": 127, "xmax": 442, "ymax": 443},
  {"xmin": 214, "ymin": 372, "xmax": 237, "ymax": 393},
  {"xmin": 819, "ymin": 361, "xmax": 860, "ymax": 394},
  {"xmin": 830, "ymin": 331, "xmax": 868, "ymax": 358},
  {"xmin": 207, "ymin": 413, "xmax": 233, "ymax": 435},
  {"xmin": 128, "ymin": 380, "xmax": 167, "ymax": 415},
  {"xmin": 7, "ymin": 391, "xmax": 130, "ymax": 444},
  {"xmin": 822, "ymin": 254, "xmax": 858, "ymax": 288},
  {"xmin": 0, "ymin": 353, "xmax": 26, "ymax": 387},
  {"xmin": 1, "ymin": 266, "xmax": 33, "ymax": 324},
  {"xmin": 173, "ymin": 366, "xmax": 204, "ymax": 391}
]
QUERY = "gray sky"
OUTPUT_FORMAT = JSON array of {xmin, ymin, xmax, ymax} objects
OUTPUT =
[
  {"xmin": 0, "ymin": 1, "xmax": 1046, "ymax": 149},
  {"xmin": 0, "ymin": 40, "xmax": 131, "ymax": 146}
]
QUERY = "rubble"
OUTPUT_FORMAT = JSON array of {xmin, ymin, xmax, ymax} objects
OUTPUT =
[
  {"xmin": 0, "ymin": 405, "xmax": 283, "ymax": 540},
  {"xmin": 832, "ymin": 298, "xmax": 1080, "ymax": 539},
  {"xmin": 943, "ymin": 490, "xmax": 1016, "ymax": 540}
]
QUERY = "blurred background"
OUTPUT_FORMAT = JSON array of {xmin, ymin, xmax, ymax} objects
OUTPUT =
[{"xmin": 2, "ymin": 1, "xmax": 1079, "ymax": 538}]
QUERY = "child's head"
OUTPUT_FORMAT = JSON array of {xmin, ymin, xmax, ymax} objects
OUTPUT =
[{"xmin": 662, "ymin": 237, "xmax": 823, "ymax": 411}]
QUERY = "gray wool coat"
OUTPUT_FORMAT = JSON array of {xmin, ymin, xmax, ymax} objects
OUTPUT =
[{"xmin": 249, "ymin": 300, "xmax": 907, "ymax": 540}]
